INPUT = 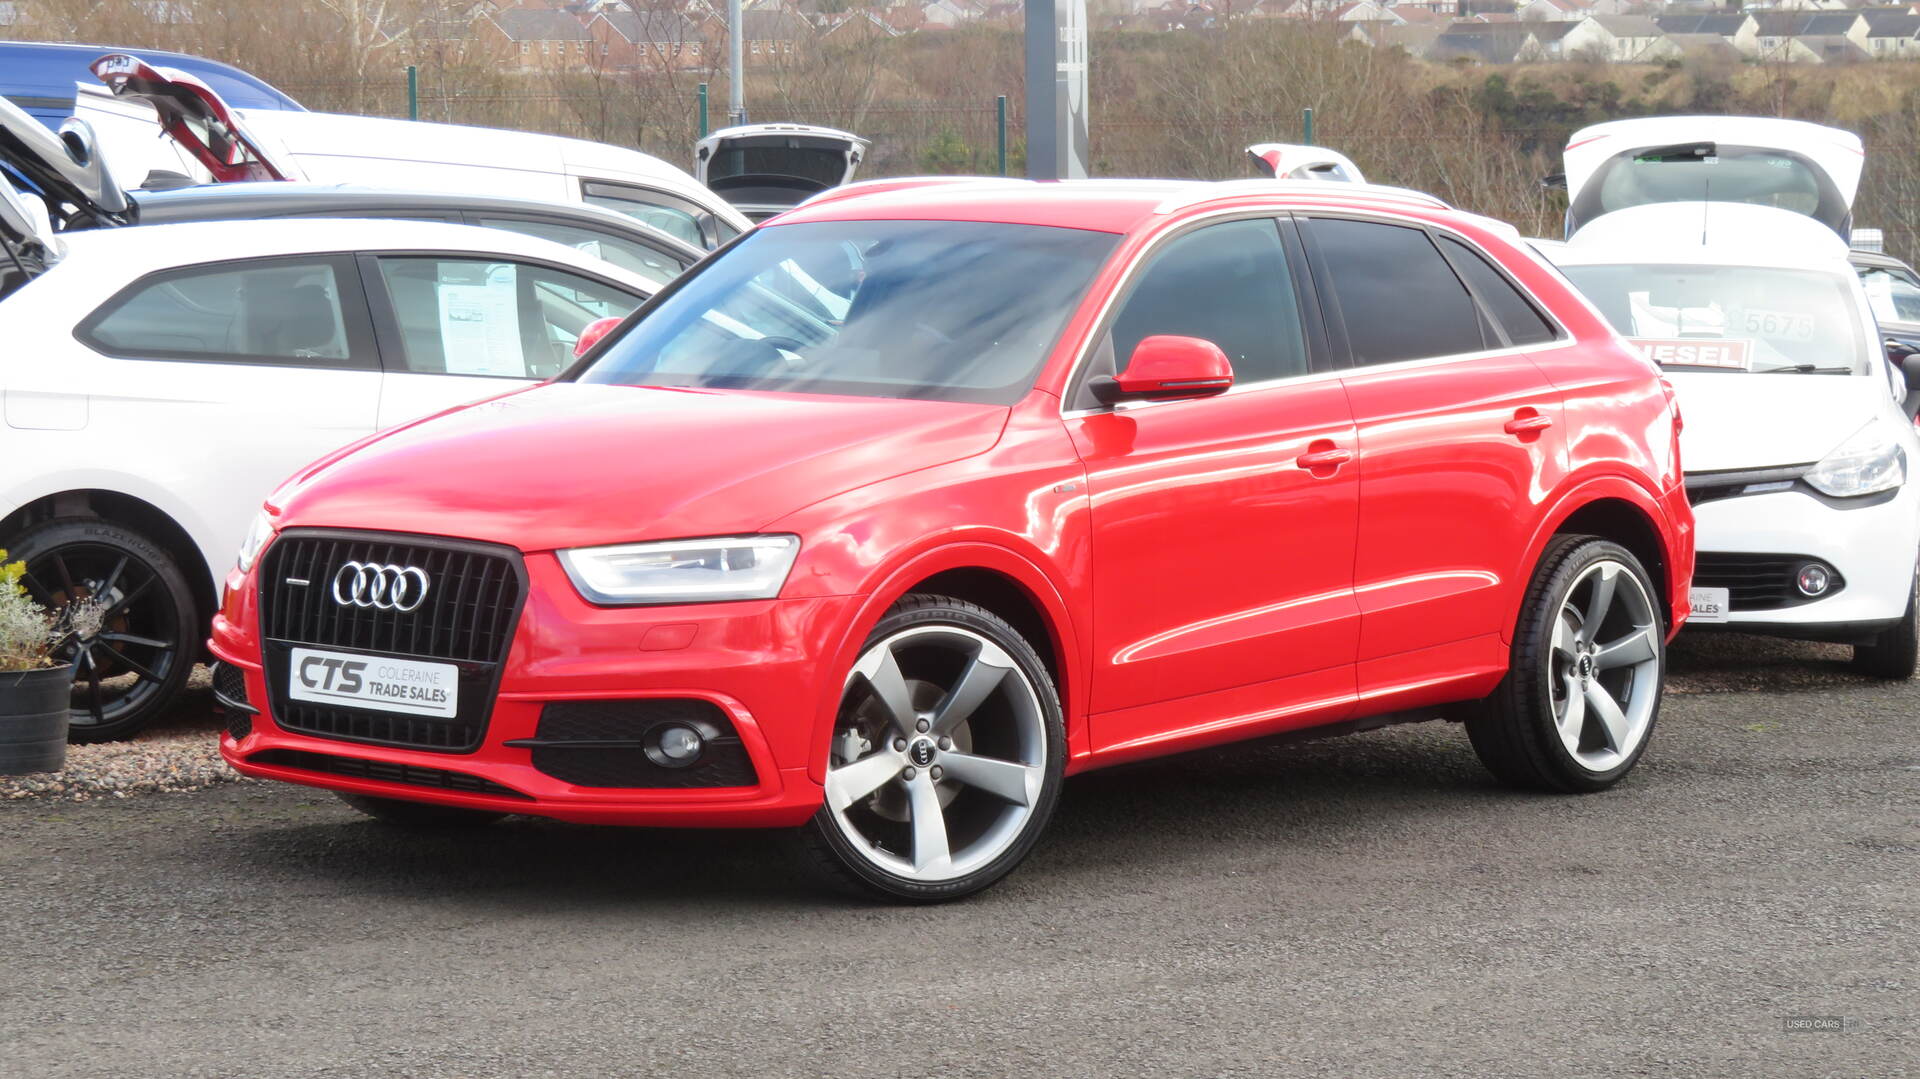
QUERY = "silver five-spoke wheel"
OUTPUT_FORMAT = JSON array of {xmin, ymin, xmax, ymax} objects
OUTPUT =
[
  {"xmin": 806, "ymin": 596, "xmax": 1063, "ymax": 901},
  {"xmin": 1548, "ymin": 559, "xmax": 1661, "ymax": 773}
]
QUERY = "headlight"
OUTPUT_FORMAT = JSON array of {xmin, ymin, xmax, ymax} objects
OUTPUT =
[
  {"xmin": 235, "ymin": 510, "xmax": 275, "ymax": 573},
  {"xmin": 558, "ymin": 535, "xmax": 800, "ymax": 605},
  {"xmin": 1805, "ymin": 421, "xmax": 1907, "ymax": 498}
]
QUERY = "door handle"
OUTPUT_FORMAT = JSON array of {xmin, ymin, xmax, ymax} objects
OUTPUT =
[
  {"xmin": 1504, "ymin": 412, "xmax": 1553, "ymax": 437},
  {"xmin": 1296, "ymin": 446, "xmax": 1353, "ymax": 471}
]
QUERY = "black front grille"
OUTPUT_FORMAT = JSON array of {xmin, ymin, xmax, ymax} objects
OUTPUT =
[
  {"xmin": 248, "ymin": 748, "xmax": 530, "ymax": 799},
  {"xmin": 257, "ymin": 531, "xmax": 526, "ymax": 754},
  {"xmin": 1695, "ymin": 552, "xmax": 1844, "ymax": 611},
  {"xmin": 519, "ymin": 699, "xmax": 758, "ymax": 789}
]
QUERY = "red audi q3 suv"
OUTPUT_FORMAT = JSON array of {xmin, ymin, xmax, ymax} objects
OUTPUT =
[{"xmin": 214, "ymin": 179, "xmax": 1694, "ymax": 901}]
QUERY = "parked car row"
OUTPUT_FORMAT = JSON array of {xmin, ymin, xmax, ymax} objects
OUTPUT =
[{"xmin": 0, "ymin": 41, "xmax": 1902, "ymax": 900}]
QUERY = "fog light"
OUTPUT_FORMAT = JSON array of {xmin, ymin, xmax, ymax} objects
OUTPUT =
[
  {"xmin": 1796, "ymin": 563, "xmax": 1832, "ymax": 597},
  {"xmin": 645, "ymin": 724, "xmax": 704, "ymax": 768}
]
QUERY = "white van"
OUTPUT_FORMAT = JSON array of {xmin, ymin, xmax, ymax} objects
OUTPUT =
[
  {"xmin": 74, "ymin": 52, "xmax": 752, "ymax": 249},
  {"xmin": 1558, "ymin": 115, "xmax": 1863, "ymax": 240}
]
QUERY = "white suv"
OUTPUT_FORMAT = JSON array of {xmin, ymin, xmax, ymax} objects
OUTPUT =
[{"xmin": 1, "ymin": 192, "xmax": 659, "ymax": 739}]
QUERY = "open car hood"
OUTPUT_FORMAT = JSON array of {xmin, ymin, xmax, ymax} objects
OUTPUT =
[
  {"xmin": 1561, "ymin": 116, "xmax": 1863, "ymax": 240},
  {"xmin": 87, "ymin": 52, "xmax": 291, "ymax": 184},
  {"xmin": 694, "ymin": 123, "xmax": 867, "ymax": 216},
  {"xmin": 1245, "ymin": 143, "xmax": 1366, "ymax": 183},
  {"xmin": 0, "ymin": 92, "xmax": 130, "ymax": 227}
]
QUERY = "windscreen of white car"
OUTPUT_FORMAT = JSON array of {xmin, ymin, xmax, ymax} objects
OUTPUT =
[
  {"xmin": 578, "ymin": 220, "xmax": 1119, "ymax": 404},
  {"xmin": 1561, "ymin": 263, "xmax": 1866, "ymax": 374},
  {"xmin": 1567, "ymin": 144, "xmax": 1850, "ymax": 237},
  {"xmin": 1859, "ymin": 264, "xmax": 1920, "ymax": 328}
]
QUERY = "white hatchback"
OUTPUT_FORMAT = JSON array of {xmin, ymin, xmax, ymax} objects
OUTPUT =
[
  {"xmin": 1548, "ymin": 202, "xmax": 1920, "ymax": 677},
  {"xmin": 0, "ymin": 196, "xmax": 660, "ymax": 739}
]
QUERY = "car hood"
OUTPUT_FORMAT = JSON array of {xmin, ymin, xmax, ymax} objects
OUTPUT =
[
  {"xmin": 1669, "ymin": 372, "xmax": 1883, "ymax": 473},
  {"xmin": 272, "ymin": 382, "xmax": 1009, "ymax": 552}
]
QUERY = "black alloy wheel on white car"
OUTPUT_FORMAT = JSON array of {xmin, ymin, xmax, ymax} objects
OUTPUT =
[
  {"xmin": 803, "ymin": 595, "xmax": 1065, "ymax": 902},
  {"xmin": 1469, "ymin": 535, "xmax": 1665, "ymax": 793},
  {"xmin": 9, "ymin": 518, "xmax": 198, "ymax": 743}
]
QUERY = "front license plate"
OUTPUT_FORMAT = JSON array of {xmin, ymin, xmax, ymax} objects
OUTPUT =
[
  {"xmin": 287, "ymin": 647, "xmax": 458, "ymax": 718},
  {"xmin": 1689, "ymin": 587, "xmax": 1731, "ymax": 624}
]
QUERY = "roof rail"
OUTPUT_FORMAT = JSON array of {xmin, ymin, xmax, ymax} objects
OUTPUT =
[{"xmin": 1152, "ymin": 178, "xmax": 1451, "ymax": 215}]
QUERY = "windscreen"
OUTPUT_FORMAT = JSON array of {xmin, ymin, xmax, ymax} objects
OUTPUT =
[
  {"xmin": 1561, "ymin": 263, "xmax": 1866, "ymax": 374},
  {"xmin": 579, "ymin": 220, "xmax": 1118, "ymax": 404},
  {"xmin": 1568, "ymin": 144, "xmax": 1850, "ymax": 237}
]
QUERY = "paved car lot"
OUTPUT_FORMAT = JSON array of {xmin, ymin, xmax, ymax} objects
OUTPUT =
[{"xmin": 2, "ymin": 633, "xmax": 1915, "ymax": 1078}]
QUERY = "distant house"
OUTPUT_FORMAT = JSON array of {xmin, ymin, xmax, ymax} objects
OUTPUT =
[
  {"xmin": 1521, "ymin": 19, "xmax": 1578, "ymax": 58},
  {"xmin": 475, "ymin": 8, "xmax": 596, "ymax": 71},
  {"xmin": 699, "ymin": 8, "xmax": 808, "ymax": 64},
  {"xmin": 588, "ymin": 10, "xmax": 703, "ymax": 71},
  {"xmin": 1654, "ymin": 13, "xmax": 1756, "ymax": 57},
  {"xmin": 1782, "ymin": 33, "xmax": 1871, "ymax": 64},
  {"xmin": 1752, "ymin": 11, "xmax": 1868, "ymax": 60},
  {"xmin": 1518, "ymin": 0, "xmax": 1589, "ymax": 23},
  {"xmin": 1428, "ymin": 21, "xmax": 1535, "ymax": 61},
  {"xmin": 1862, "ymin": 10, "xmax": 1920, "ymax": 58},
  {"xmin": 1561, "ymin": 14, "xmax": 1666, "ymax": 61}
]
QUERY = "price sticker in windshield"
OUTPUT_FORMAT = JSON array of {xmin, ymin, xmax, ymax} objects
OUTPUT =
[
  {"xmin": 1627, "ymin": 338, "xmax": 1752, "ymax": 371},
  {"xmin": 1734, "ymin": 308, "xmax": 1816, "ymax": 341}
]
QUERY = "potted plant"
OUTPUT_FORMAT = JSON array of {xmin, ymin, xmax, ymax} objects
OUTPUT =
[{"xmin": 1, "ymin": 549, "xmax": 80, "ymax": 775}]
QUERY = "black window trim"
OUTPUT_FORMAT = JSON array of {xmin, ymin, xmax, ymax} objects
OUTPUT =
[
  {"xmin": 357, "ymin": 248, "xmax": 652, "ymax": 380},
  {"xmin": 1061, "ymin": 210, "xmax": 1333, "ymax": 413},
  {"xmin": 1298, "ymin": 210, "xmax": 1570, "ymax": 373},
  {"xmin": 74, "ymin": 252, "xmax": 381, "ymax": 371}
]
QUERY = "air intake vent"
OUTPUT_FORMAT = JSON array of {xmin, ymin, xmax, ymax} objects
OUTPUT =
[
  {"xmin": 517, "ymin": 699, "xmax": 757, "ymax": 789},
  {"xmin": 248, "ymin": 748, "xmax": 530, "ymax": 800}
]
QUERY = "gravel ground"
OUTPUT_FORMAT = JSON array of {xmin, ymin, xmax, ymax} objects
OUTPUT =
[
  {"xmin": 0, "ymin": 667, "xmax": 249, "ymax": 802},
  {"xmin": 1, "ymin": 637, "xmax": 1914, "ymax": 1079}
]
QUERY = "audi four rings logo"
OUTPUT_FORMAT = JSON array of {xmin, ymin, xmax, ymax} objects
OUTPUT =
[{"xmin": 331, "ymin": 563, "xmax": 432, "ymax": 612}]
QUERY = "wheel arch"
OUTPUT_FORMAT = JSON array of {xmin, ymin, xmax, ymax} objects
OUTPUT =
[
  {"xmin": 1520, "ymin": 479, "xmax": 1680, "ymax": 637},
  {"xmin": 806, "ymin": 541, "xmax": 1085, "ymax": 784},
  {"xmin": 0, "ymin": 488, "xmax": 219, "ymax": 649}
]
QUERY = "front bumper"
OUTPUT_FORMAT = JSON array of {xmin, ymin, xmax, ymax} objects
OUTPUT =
[
  {"xmin": 1690, "ymin": 485, "xmax": 1920, "ymax": 632},
  {"xmin": 215, "ymin": 552, "xmax": 856, "ymax": 827}
]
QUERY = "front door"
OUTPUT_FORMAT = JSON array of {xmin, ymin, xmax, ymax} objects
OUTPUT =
[{"xmin": 1066, "ymin": 216, "xmax": 1361, "ymax": 754}]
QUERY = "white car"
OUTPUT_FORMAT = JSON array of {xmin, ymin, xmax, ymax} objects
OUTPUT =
[
  {"xmin": 1548, "ymin": 201, "xmax": 1920, "ymax": 676},
  {"xmin": 1244, "ymin": 143, "xmax": 1366, "ymax": 183},
  {"xmin": 1558, "ymin": 115, "xmax": 1863, "ymax": 240},
  {"xmin": 72, "ymin": 52, "xmax": 752, "ymax": 250},
  {"xmin": 0, "ymin": 192, "xmax": 660, "ymax": 739}
]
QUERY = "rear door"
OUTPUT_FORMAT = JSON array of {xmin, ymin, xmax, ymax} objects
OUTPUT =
[
  {"xmin": 1066, "ymin": 215, "xmax": 1360, "ymax": 753},
  {"xmin": 1301, "ymin": 215, "xmax": 1567, "ymax": 712},
  {"xmin": 359, "ymin": 252, "xmax": 648, "ymax": 427}
]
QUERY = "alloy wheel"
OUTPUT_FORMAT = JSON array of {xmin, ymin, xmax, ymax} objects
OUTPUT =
[
  {"xmin": 1547, "ymin": 559, "xmax": 1661, "ymax": 773},
  {"xmin": 21, "ymin": 541, "xmax": 184, "ymax": 734},
  {"xmin": 824, "ymin": 625, "xmax": 1048, "ymax": 883}
]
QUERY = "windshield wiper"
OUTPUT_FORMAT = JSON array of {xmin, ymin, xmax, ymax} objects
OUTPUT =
[{"xmin": 1755, "ymin": 364, "xmax": 1852, "ymax": 374}]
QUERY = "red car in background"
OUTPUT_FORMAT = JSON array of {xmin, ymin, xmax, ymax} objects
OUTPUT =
[{"xmin": 213, "ymin": 179, "xmax": 1693, "ymax": 901}]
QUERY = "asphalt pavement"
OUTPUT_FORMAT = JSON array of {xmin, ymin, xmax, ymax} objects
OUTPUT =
[{"xmin": 2, "ymin": 632, "xmax": 1915, "ymax": 1078}]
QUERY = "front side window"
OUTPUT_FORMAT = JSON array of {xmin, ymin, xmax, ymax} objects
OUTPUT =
[
  {"xmin": 1106, "ymin": 218, "xmax": 1308, "ymax": 385},
  {"xmin": 80, "ymin": 255, "xmax": 370, "ymax": 368},
  {"xmin": 1309, "ymin": 217, "xmax": 1487, "ymax": 365},
  {"xmin": 473, "ymin": 215, "xmax": 688, "ymax": 281},
  {"xmin": 374, "ymin": 257, "xmax": 643, "ymax": 379},
  {"xmin": 1859, "ymin": 265, "xmax": 1920, "ymax": 326},
  {"xmin": 579, "ymin": 219, "xmax": 1119, "ymax": 404},
  {"xmin": 1560, "ymin": 263, "xmax": 1867, "ymax": 374}
]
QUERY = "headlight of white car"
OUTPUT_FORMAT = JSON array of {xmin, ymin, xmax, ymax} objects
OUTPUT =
[
  {"xmin": 235, "ymin": 510, "xmax": 276, "ymax": 573},
  {"xmin": 558, "ymin": 535, "xmax": 801, "ymax": 605},
  {"xmin": 1805, "ymin": 421, "xmax": 1908, "ymax": 498}
]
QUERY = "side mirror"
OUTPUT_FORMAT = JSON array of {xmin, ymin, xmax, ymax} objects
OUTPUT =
[
  {"xmin": 1089, "ymin": 335, "xmax": 1234, "ymax": 406},
  {"xmin": 573, "ymin": 315, "xmax": 624, "ymax": 359}
]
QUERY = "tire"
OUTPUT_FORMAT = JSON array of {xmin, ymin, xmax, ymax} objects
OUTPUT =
[
  {"xmin": 1851, "ymin": 565, "xmax": 1918, "ymax": 680},
  {"xmin": 800, "ymin": 594, "xmax": 1066, "ymax": 903},
  {"xmin": 1468, "ymin": 535, "xmax": 1665, "ymax": 793},
  {"xmin": 7, "ymin": 517, "xmax": 199, "ymax": 743},
  {"xmin": 335, "ymin": 792, "xmax": 507, "ymax": 828}
]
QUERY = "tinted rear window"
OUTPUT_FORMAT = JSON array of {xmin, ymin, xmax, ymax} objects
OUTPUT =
[
  {"xmin": 1438, "ymin": 236, "xmax": 1559, "ymax": 347},
  {"xmin": 1309, "ymin": 218, "xmax": 1486, "ymax": 365}
]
